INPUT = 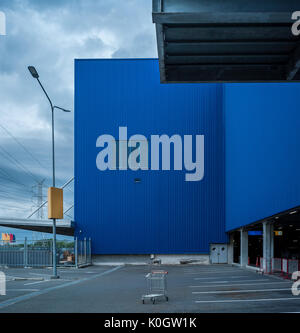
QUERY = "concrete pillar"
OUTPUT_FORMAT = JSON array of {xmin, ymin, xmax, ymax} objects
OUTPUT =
[
  {"xmin": 240, "ymin": 228, "xmax": 248, "ymax": 267},
  {"xmin": 228, "ymin": 233, "xmax": 234, "ymax": 265},
  {"xmin": 263, "ymin": 222, "xmax": 274, "ymax": 272},
  {"xmin": 270, "ymin": 223, "xmax": 274, "ymax": 259}
]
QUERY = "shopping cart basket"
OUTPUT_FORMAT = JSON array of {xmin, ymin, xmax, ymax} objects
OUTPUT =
[{"xmin": 142, "ymin": 270, "xmax": 168, "ymax": 304}]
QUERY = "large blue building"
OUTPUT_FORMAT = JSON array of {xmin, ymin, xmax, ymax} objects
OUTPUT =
[
  {"xmin": 75, "ymin": 59, "xmax": 226, "ymax": 255},
  {"xmin": 225, "ymin": 84, "xmax": 300, "ymax": 231},
  {"xmin": 75, "ymin": 59, "xmax": 300, "ymax": 264}
]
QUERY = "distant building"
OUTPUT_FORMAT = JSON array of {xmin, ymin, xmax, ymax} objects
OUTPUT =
[{"xmin": 1, "ymin": 233, "xmax": 15, "ymax": 243}]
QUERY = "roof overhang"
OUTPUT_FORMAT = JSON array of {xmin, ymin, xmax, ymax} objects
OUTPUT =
[
  {"xmin": 226, "ymin": 205, "xmax": 300, "ymax": 233},
  {"xmin": 152, "ymin": 0, "xmax": 300, "ymax": 83},
  {"xmin": 0, "ymin": 217, "xmax": 74, "ymax": 236}
]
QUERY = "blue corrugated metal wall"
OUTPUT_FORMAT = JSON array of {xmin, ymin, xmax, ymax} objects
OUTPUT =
[
  {"xmin": 75, "ymin": 59, "xmax": 226, "ymax": 254},
  {"xmin": 225, "ymin": 83, "xmax": 300, "ymax": 231}
]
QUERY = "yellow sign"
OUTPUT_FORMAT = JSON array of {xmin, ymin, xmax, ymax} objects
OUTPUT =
[
  {"xmin": 48, "ymin": 187, "xmax": 63, "ymax": 219},
  {"xmin": 274, "ymin": 231, "xmax": 283, "ymax": 236}
]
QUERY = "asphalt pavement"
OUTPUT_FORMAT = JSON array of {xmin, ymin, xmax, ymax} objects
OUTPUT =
[{"xmin": 0, "ymin": 264, "xmax": 299, "ymax": 313}]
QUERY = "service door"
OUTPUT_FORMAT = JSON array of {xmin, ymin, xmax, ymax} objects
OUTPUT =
[{"xmin": 210, "ymin": 244, "xmax": 228, "ymax": 264}]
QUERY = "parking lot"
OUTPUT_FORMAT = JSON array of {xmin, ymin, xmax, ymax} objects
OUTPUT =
[{"xmin": 0, "ymin": 264, "xmax": 299, "ymax": 313}]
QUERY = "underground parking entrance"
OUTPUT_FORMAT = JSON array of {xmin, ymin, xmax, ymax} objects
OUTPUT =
[{"xmin": 229, "ymin": 206, "xmax": 300, "ymax": 276}]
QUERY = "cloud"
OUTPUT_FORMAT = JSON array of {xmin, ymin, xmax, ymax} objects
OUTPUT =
[{"xmin": 0, "ymin": 0, "xmax": 156, "ymax": 219}]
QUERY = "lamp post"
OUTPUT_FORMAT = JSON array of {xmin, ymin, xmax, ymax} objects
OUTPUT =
[{"xmin": 28, "ymin": 66, "xmax": 71, "ymax": 278}]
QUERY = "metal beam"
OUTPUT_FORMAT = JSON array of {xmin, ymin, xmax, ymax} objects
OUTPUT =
[
  {"xmin": 153, "ymin": 12, "xmax": 294, "ymax": 25},
  {"xmin": 165, "ymin": 41, "xmax": 297, "ymax": 55},
  {"xmin": 165, "ymin": 64, "xmax": 287, "ymax": 83},
  {"xmin": 166, "ymin": 54, "xmax": 289, "ymax": 65},
  {"xmin": 165, "ymin": 26, "xmax": 295, "ymax": 42},
  {"xmin": 153, "ymin": 0, "xmax": 300, "ymax": 14},
  {"xmin": 64, "ymin": 204, "xmax": 74, "ymax": 215}
]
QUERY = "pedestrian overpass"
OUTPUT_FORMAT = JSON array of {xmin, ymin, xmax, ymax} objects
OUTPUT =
[{"xmin": 0, "ymin": 217, "xmax": 74, "ymax": 236}]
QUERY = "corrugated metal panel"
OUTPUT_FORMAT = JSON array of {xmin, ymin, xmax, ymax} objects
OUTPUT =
[
  {"xmin": 225, "ymin": 83, "xmax": 300, "ymax": 231},
  {"xmin": 74, "ymin": 59, "xmax": 226, "ymax": 254}
]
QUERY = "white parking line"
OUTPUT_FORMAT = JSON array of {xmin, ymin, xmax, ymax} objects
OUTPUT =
[
  {"xmin": 192, "ymin": 279, "xmax": 270, "ymax": 284},
  {"xmin": 185, "ymin": 271, "xmax": 247, "ymax": 275},
  {"xmin": 194, "ymin": 276, "xmax": 251, "ymax": 280},
  {"xmin": 184, "ymin": 269, "xmax": 242, "ymax": 272},
  {"xmin": 29, "ymin": 273, "xmax": 52, "ymax": 277},
  {"xmin": 192, "ymin": 288, "xmax": 291, "ymax": 294},
  {"xmin": 7, "ymin": 289, "xmax": 40, "ymax": 292},
  {"xmin": 189, "ymin": 281, "xmax": 292, "ymax": 288},
  {"xmin": 24, "ymin": 280, "xmax": 49, "ymax": 286},
  {"xmin": 58, "ymin": 271, "xmax": 96, "ymax": 274},
  {"xmin": 24, "ymin": 279, "xmax": 71, "ymax": 286},
  {"xmin": 195, "ymin": 298, "xmax": 300, "ymax": 304}
]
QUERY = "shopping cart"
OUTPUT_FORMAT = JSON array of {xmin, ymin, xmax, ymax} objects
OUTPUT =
[{"xmin": 142, "ymin": 270, "xmax": 168, "ymax": 304}]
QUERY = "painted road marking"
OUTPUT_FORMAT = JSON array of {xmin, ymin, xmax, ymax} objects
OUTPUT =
[
  {"xmin": 184, "ymin": 268, "xmax": 243, "ymax": 271},
  {"xmin": 24, "ymin": 279, "xmax": 70, "ymax": 286},
  {"xmin": 56, "ymin": 270, "xmax": 97, "ymax": 274},
  {"xmin": 0, "ymin": 266, "xmax": 123, "ymax": 310},
  {"xmin": 185, "ymin": 271, "xmax": 250, "ymax": 274},
  {"xmin": 192, "ymin": 279, "xmax": 270, "ymax": 284},
  {"xmin": 29, "ymin": 273, "xmax": 52, "ymax": 277},
  {"xmin": 24, "ymin": 280, "xmax": 49, "ymax": 286},
  {"xmin": 195, "ymin": 298, "xmax": 300, "ymax": 304},
  {"xmin": 192, "ymin": 288, "xmax": 291, "ymax": 294},
  {"xmin": 194, "ymin": 276, "xmax": 252, "ymax": 280},
  {"xmin": 6, "ymin": 275, "xmax": 42, "ymax": 280},
  {"xmin": 7, "ymin": 289, "xmax": 40, "ymax": 292},
  {"xmin": 189, "ymin": 281, "xmax": 292, "ymax": 288}
]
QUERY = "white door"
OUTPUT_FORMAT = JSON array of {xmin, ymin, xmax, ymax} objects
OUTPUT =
[{"xmin": 210, "ymin": 244, "xmax": 228, "ymax": 264}]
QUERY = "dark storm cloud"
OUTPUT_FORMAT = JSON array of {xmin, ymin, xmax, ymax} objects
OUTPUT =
[{"xmin": 0, "ymin": 0, "xmax": 156, "ymax": 218}]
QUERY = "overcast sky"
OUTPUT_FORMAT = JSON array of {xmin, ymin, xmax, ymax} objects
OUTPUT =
[{"xmin": 0, "ymin": 0, "xmax": 156, "ymax": 237}]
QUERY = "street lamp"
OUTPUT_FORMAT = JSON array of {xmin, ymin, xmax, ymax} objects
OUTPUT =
[{"xmin": 28, "ymin": 66, "xmax": 71, "ymax": 279}]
